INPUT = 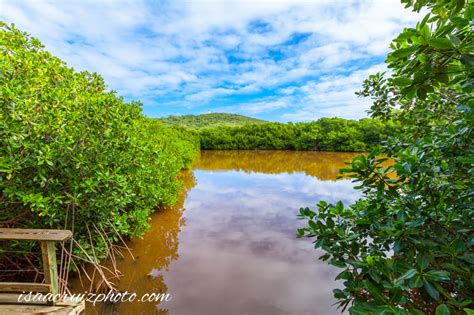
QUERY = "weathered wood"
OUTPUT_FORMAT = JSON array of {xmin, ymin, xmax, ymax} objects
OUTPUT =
[
  {"xmin": 41, "ymin": 241, "xmax": 59, "ymax": 296},
  {"xmin": 0, "ymin": 305, "xmax": 72, "ymax": 315},
  {"xmin": 0, "ymin": 228, "xmax": 72, "ymax": 241},
  {"xmin": 0, "ymin": 229, "xmax": 77, "ymax": 310},
  {"xmin": 0, "ymin": 293, "xmax": 85, "ymax": 314},
  {"xmin": 0, "ymin": 304, "xmax": 84, "ymax": 315},
  {"xmin": 0, "ymin": 293, "xmax": 85, "ymax": 306},
  {"xmin": 0, "ymin": 293, "xmax": 24, "ymax": 304},
  {"xmin": 0, "ymin": 293, "xmax": 45, "ymax": 305},
  {"xmin": 0, "ymin": 282, "xmax": 51, "ymax": 293}
]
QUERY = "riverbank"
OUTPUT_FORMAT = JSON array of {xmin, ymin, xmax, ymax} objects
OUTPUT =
[{"xmin": 0, "ymin": 23, "xmax": 200, "ymax": 289}]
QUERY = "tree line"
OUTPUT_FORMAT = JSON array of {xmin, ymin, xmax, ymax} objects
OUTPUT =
[{"xmin": 199, "ymin": 118, "xmax": 399, "ymax": 152}]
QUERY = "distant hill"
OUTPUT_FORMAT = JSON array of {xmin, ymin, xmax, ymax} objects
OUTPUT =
[{"xmin": 159, "ymin": 113, "xmax": 267, "ymax": 129}]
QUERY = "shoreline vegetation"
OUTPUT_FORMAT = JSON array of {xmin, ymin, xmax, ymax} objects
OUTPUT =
[
  {"xmin": 0, "ymin": 22, "xmax": 199, "ymax": 288},
  {"xmin": 161, "ymin": 113, "xmax": 399, "ymax": 152},
  {"xmin": 197, "ymin": 117, "xmax": 397, "ymax": 152}
]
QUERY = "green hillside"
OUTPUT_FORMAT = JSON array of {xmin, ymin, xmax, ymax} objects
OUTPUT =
[{"xmin": 159, "ymin": 113, "xmax": 266, "ymax": 129}]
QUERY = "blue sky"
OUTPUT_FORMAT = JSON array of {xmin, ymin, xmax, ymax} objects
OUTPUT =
[{"xmin": 1, "ymin": 0, "xmax": 420, "ymax": 122}]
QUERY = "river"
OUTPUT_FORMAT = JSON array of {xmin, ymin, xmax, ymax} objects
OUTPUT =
[{"xmin": 73, "ymin": 150, "xmax": 361, "ymax": 315}]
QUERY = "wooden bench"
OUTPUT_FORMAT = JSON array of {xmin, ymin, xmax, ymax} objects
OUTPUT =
[
  {"xmin": 0, "ymin": 228, "xmax": 72, "ymax": 298},
  {"xmin": 0, "ymin": 228, "xmax": 86, "ymax": 314}
]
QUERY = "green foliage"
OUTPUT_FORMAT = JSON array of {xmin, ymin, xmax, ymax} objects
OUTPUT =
[
  {"xmin": 0, "ymin": 23, "xmax": 199, "ymax": 265},
  {"xmin": 298, "ymin": 1, "xmax": 473, "ymax": 314},
  {"xmin": 159, "ymin": 113, "xmax": 266, "ymax": 129},
  {"xmin": 200, "ymin": 118, "xmax": 397, "ymax": 152}
]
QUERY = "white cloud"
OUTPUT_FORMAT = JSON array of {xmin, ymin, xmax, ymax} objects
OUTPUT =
[
  {"xmin": 237, "ymin": 99, "xmax": 290, "ymax": 114},
  {"xmin": 282, "ymin": 63, "xmax": 388, "ymax": 121}
]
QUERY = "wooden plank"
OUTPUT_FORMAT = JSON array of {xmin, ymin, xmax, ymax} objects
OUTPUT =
[
  {"xmin": 0, "ymin": 228, "xmax": 72, "ymax": 241},
  {"xmin": 0, "ymin": 304, "xmax": 77, "ymax": 315},
  {"xmin": 0, "ymin": 293, "xmax": 26, "ymax": 304},
  {"xmin": 0, "ymin": 283, "xmax": 51, "ymax": 293},
  {"xmin": 0, "ymin": 293, "xmax": 85, "ymax": 306},
  {"xmin": 41, "ymin": 241, "xmax": 59, "ymax": 297},
  {"xmin": 0, "ymin": 293, "xmax": 48, "ymax": 305}
]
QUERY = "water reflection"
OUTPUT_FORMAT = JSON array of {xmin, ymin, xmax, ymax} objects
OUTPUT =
[
  {"xmin": 71, "ymin": 171, "xmax": 196, "ymax": 315},
  {"xmin": 194, "ymin": 150, "xmax": 360, "ymax": 180},
  {"xmin": 76, "ymin": 150, "xmax": 359, "ymax": 314}
]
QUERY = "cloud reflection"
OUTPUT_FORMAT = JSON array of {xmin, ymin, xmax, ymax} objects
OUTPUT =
[{"xmin": 164, "ymin": 151, "xmax": 358, "ymax": 314}]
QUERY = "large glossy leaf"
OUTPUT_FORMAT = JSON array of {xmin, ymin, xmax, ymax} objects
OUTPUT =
[{"xmin": 435, "ymin": 304, "xmax": 450, "ymax": 315}]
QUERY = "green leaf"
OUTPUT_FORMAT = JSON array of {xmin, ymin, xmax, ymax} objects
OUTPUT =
[
  {"xmin": 335, "ymin": 270, "xmax": 351, "ymax": 280},
  {"xmin": 395, "ymin": 269, "xmax": 417, "ymax": 285},
  {"xmin": 424, "ymin": 280, "xmax": 440, "ymax": 300},
  {"xmin": 391, "ymin": 47, "xmax": 416, "ymax": 58},
  {"xmin": 409, "ymin": 276, "xmax": 424, "ymax": 288},
  {"xmin": 335, "ymin": 200, "xmax": 344, "ymax": 213},
  {"xmin": 313, "ymin": 238, "xmax": 324, "ymax": 248},
  {"xmin": 457, "ymin": 157, "xmax": 474, "ymax": 164},
  {"xmin": 366, "ymin": 255, "xmax": 374, "ymax": 265},
  {"xmin": 369, "ymin": 269, "xmax": 381, "ymax": 283},
  {"xmin": 417, "ymin": 254, "xmax": 430, "ymax": 270},
  {"xmin": 459, "ymin": 253, "xmax": 474, "ymax": 264},
  {"xmin": 363, "ymin": 280, "xmax": 387, "ymax": 303},
  {"xmin": 460, "ymin": 54, "xmax": 474, "ymax": 67},
  {"xmin": 419, "ymin": 13, "xmax": 430, "ymax": 29},
  {"xmin": 453, "ymin": 0, "xmax": 466, "ymax": 16},
  {"xmin": 435, "ymin": 304, "xmax": 450, "ymax": 315},
  {"xmin": 447, "ymin": 35, "xmax": 461, "ymax": 47},
  {"xmin": 428, "ymin": 38, "xmax": 453, "ymax": 50},
  {"xmin": 333, "ymin": 288, "xmax": 346, "ymax": 299},
  {"xmin": 464, "ymin": 308, "xmax": 474, "ymax": 315},
  {"xmin": 308, "ymin": 220, "xmax": 318, "ymax": 230},
  {"xmin": 393, "ymin": 77, "xmax": 412, "ymax": 87},
  {"xmin": 420, "ymin": 24, "xmax": 430, "ymax": 39},
  {"xmin": 296, "ymin": 228, "xmax": 305, "ymax": 238},
  {"xmin": 426, "ymin": 270, "xmax": 450, "ymax": 281},
  {"xmin": 330, "ymin": 258, "xmax": 346, "ymax": 268},
  {"xmin": 416, "ymin": 87, "xmax": 428, "ymax": 99}
]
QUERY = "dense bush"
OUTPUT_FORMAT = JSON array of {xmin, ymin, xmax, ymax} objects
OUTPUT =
[
  {"xmin": 200, "ymin": 118, "xmax": 398, "ymax": 152},
  {"xmin": 0, "ymin": 23, "xmax": 199, "ymax": 269},
  {"xmin": 298, "ymin": 1, "xmax": 473, "ymax": 314}
]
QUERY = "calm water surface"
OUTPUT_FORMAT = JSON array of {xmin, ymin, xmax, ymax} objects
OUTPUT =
[{"xmin": 77, "ymin": 150, "xmax": 360, "ymax": 315}]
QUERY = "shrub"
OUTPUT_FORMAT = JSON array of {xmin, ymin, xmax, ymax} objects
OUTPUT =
[
  {"xmin": 298, "ymin": 1, "xmax": 473, "ymax": 314},
  {"xmin": 0, "ymin": 22, "xmax": 199, "ymax": 273}
]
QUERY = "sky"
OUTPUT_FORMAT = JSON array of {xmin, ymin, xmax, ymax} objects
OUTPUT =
[{"xmin": 0, "ymin": 0, "xmax": 421, "ymax": 122}]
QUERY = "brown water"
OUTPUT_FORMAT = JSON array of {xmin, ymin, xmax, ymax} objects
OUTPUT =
[{"xmin": 73, "ymin": 150, "xmax": 361, "ymax": 315}]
